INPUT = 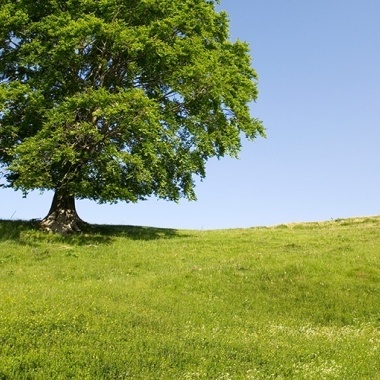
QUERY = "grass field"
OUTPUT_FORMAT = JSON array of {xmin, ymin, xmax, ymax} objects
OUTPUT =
[{"xmin": 1, "ymin": 216, "xmax": 380, "ymax": 379}]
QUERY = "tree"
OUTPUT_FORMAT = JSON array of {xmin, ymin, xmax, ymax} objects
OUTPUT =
[{"xmin": 0, "ymin": 0, "xmax": 264, "ymax": 233}]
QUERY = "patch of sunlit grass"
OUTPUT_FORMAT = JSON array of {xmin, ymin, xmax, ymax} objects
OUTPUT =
[{"xmin": 1, "ymin": 216, "xmax": 380, "ymax": 378}]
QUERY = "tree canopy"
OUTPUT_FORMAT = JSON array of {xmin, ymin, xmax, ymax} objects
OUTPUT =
[{"xmin": 0, "ymin": 0, "xmax": 264, "ymax": 232}]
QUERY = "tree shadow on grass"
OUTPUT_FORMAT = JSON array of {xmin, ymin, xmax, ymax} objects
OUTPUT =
[
  {"xmin": 0, "ymin": 219, "xmax": 186, "ymax": 246},
  {"xmin": 90, "ymin": 224, "xmax": 181, "ymax": 240},
  {"xmin": 0, "ymin": 220, "xmax": 37, "ymax": 242}
]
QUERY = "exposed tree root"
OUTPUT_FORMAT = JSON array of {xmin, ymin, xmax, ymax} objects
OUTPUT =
[
  {"xmin": 40, "ymin": 211, "xmax": 88, "ymax": 234},
  {"xmin": 40, "ymin": 191, "xmax": 88, "ymax": 234}
]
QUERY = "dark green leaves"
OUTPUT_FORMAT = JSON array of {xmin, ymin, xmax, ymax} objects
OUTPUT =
[{"xmin": 0, "ymin": 0, "xmax": 263, "ymax": 204}]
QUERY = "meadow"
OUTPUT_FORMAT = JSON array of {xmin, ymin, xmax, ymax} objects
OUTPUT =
[{"xmin": 1, "ymin": 216, "xmax": 380, "ymax": 379}]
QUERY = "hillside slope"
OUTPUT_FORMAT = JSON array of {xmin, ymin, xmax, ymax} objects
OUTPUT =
[{"xmin": 1, "ymin": 216, "xmax": 380, "ymax": 379}]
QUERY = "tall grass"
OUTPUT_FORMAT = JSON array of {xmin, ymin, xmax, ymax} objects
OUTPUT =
[{"xmin": 1, "ymin": 217, "xmax": 380, "ymax": 379}]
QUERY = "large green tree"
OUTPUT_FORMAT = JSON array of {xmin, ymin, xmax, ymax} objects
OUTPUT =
[{"xmin": 0, "ymin": 0, "xmax": 264, "ymax": 233}]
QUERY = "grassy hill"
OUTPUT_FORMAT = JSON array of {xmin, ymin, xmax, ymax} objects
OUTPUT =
[{"xmin": 1, "ymin": 216, "xmax": 380, "ymax": 379}]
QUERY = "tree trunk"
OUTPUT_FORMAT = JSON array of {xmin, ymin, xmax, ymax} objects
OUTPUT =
[{"xmin": 40, "ymin": 191, "xmax": 87, "ymax": 234}]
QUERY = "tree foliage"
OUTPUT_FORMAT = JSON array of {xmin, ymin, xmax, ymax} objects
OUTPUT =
[{"xmin": 0, "ymin": 0, "xmax": 264, "ymax": 211}]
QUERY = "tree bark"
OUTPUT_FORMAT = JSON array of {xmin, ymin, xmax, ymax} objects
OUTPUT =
[{"xmin": 40, "ymin": 190, "xmax": 87, "ymax": 234}]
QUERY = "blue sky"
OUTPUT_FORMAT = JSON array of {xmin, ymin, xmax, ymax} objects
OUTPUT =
[{"xmin": 1, "ymin": 0, "xmax": 380, "ymax": 229}]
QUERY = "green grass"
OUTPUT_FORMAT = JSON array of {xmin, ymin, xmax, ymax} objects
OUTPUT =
[{"xmin": 1, "ymin": 216, "xmax": 380, "ymax": 379}]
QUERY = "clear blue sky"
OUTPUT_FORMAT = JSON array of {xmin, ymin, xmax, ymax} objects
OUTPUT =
[{"xmin": 1, "ymin": 0, "xmax": 380, "ymax": 229}]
